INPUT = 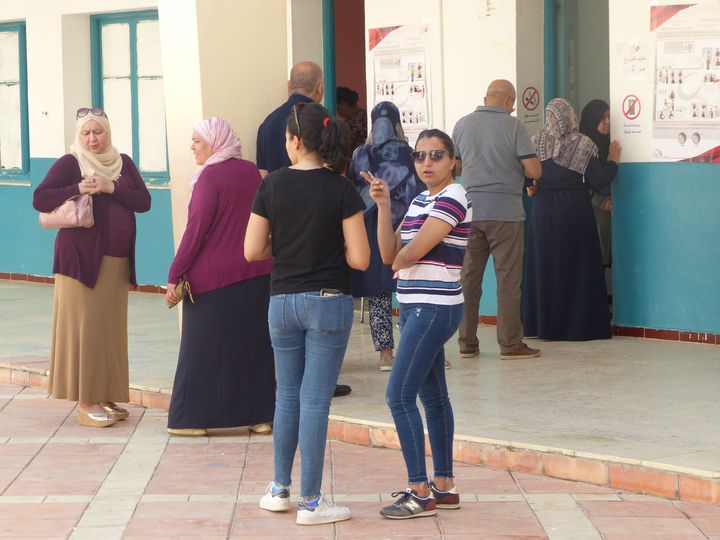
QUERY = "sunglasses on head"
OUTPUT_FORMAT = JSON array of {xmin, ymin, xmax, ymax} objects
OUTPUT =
[
  {"xmin": 412, "ymin": 149, "xmax": 449, "ymax": 163},
  {"xmin": 292, "ymin": 103, "xmax": 305, "ymax": 137},
  {"xmin": 76, "ymin": 107, "xmax": 106, "ymax": 119}
]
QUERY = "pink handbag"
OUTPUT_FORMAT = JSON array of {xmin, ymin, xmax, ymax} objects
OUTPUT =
[{"xmin": 39, "ymin": 194, "xmax": 94, "ymax": 229}]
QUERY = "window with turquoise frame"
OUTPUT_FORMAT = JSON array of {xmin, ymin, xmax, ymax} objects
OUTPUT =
[
  {"xmin": 0, "ymin": 22, "xmax": 29, "ymax": 177},
  {"xmin": 91, "ymin": 11, "xmax": 168, "ymax": 185}
]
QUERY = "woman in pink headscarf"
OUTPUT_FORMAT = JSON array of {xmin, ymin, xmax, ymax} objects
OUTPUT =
[{"xmin": 165, "ymin": 117, "xmax": 275, "ymax": 436}]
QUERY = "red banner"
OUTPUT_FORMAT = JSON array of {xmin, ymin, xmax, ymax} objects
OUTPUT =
[
  {"xmin": 369, "ymin": 26, "xmax": 401, "ymax": 51},
  {"xmin": 650, "ymin": 4, "xmax": 695, "ymax": 32}
]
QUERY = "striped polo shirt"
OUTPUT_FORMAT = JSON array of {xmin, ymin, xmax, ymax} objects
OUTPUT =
[{"xmin": 397, "ymin": 183, "xmax": 472, "ymax": 305}]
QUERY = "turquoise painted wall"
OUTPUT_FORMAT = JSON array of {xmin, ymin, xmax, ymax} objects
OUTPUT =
[
  {"xmin": 0, "ymin": 157, "xmax": 174, "ymax": 286},
  {"xmin": 463, "ymin": 163, "xmax": 720, "ymax": 336},
  {"xmin": 613, "ymin": 163, "xmax": 720, "ymax": 334}
]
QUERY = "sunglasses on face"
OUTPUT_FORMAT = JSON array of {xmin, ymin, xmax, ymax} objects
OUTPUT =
[
  {"xmin": 412, "ymin": 149, "xmax": 449, "ymax": 163},
  {"xmin": 76, "ymin": 107, "xmax": 106, "ymax": 119}
]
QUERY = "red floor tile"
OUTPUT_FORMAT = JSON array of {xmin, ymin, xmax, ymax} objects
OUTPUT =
[
  {"xmin": 590, "ymin": 516, "xmax": 706, "ymax": 536},
  {"xmin": 580, "ymin": 499, "xmax": 685, "ymax": 517}
]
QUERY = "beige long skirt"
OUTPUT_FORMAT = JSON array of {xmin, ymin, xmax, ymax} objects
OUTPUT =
[{"xmin": 49, "ymin": 256, "xmax": 130, "ymax": 403}]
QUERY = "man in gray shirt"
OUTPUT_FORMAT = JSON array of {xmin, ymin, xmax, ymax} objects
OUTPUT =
[{"xmin": 452, "ymin": 79, "xmax": 542, "ymax": 360}]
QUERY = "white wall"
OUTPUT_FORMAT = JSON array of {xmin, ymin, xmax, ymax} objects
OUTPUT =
[
  {"xmin": 158, "ymin": 0, "xmax": 290, "ymax": 252},
  {"xmin": 157, "ymin": 0, "xmax": 203, "ymax": 229},
  {"xmin": 289, "ymin": 0, "xmax": 323, "ymax": 68},
  {"xmin": 61, "ymin": 15, "xmax": 93, "ymax": 148},
  {"xmin": 364, "ymin": 0, "xmax": 544, "ymax": 136},
  {"xmin": 516, "ymin": 0, "xmax": 545, "ymax": 135},
  {"xmin": 0, "ymin": 0, "xmax": 157, "ymax": 157}
]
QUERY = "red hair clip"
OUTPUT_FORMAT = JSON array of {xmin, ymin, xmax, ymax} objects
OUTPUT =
[{"xmin": 323, "ymin": 117, "xmax": 330, "ymax": 128}]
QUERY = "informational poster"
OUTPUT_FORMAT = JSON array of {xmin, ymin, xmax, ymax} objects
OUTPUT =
[
  {"xmin": 368, "ymin": 25, "xmax": 431, "ymax": 145},
  {"xmin": 651, "ymin": 3, "xmax": 720, "ymax": 162}
]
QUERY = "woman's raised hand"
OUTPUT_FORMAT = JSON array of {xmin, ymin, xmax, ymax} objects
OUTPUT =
[
  {"xmin": 609, "ymin": 140, "xmax": 622, "ymax": 163},
  {"xmin": 359, "ymin": 171, "xmax": 390, "ymax": 207}
]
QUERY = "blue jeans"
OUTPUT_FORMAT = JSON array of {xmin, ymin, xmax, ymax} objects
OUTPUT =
[
  {"xmin": 386, "ymin": 302, "xmax": 464, "ymax": 484},
  {"xmin": 268, "ymin": 291, "xmax": 354, "ymax": 498}
]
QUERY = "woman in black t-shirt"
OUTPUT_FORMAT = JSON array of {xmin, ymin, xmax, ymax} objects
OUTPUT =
[{"xmin": 245, "ymin": 103, "xmax": 369, "ymax": 526}]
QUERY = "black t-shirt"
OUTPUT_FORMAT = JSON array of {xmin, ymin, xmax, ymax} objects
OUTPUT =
[{"xmin": 252, "ymin": 167, "xmax": 365, "ymax": 295}]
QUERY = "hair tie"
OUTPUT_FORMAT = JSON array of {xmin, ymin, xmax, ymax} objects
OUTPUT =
[{"xmin": 323, "ymin": 117, "xmax": 330, "ymax": 128}]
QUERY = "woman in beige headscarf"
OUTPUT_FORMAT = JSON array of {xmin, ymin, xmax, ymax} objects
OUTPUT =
[{"xmin": 33, "ymin": 107, "xmax": 151, "ymax": 427}]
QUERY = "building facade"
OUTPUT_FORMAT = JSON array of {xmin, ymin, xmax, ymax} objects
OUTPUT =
[{"xmin": 1, "ymin": 0, "xmax": 718, "ymax": 336}]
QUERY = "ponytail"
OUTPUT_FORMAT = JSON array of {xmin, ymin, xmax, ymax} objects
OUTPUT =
[
  {"xmin": 319, "ymin": 116, "xmax": 351, "ymax": 173},
  {"xmin": 287, "ymin": 102, "xmax": 351, "ymax": 173}
]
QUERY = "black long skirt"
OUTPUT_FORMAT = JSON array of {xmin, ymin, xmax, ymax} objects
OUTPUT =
[
  {"xmin": 522, "ymin": 188, "xmax": 611, "ymax": 341},
  {"xmin": 168, "ymin": 275, "xmax": 275, "ymax": 428}
]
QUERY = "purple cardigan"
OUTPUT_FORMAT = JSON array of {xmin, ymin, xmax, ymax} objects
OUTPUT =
[
  {"xmin": 168, "ymin": 158, "xmax": 272, "ymax": 295},
  {"xmin": 33, "ymin": 154, "xmax": 151, "ymax": 287}
]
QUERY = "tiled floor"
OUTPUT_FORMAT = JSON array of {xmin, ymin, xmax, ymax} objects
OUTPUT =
[
  {"xmin": 2, "ymin": 279, "xmax": 720, "ymax": 478},
  {"xmin": 1, "ymin": 385, "xmax": 718, "ymax": 539}
]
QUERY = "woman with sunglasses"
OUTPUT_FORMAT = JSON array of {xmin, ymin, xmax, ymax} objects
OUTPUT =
[
  {"xmin": 245, "ymin": 102, "xmax": 369, "ymax": 525},
  {"xmin": 33, "ymin": 107, "xmax": 150, "ymax": 427},
  {"xmin": 164, "ymin": 117, "xmax": 275, "ymax": 436},
  {"xmin": 361, "ymin": 129, "xmax": 471, "ymax": 519},
  {"xmin": 348, "ymin": 101, "xmax": 424, "ymax": 372}
]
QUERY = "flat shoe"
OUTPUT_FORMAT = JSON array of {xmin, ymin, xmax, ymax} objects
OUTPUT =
[
  {"xmin": 101, "ymin": 402, "xmax": 129, "ymax": 420},
  {"xmin": 77, "ymin": 409, "xmax": 116, "ymax": 428},
  {"xmin": 249, "ymin": 422, "xmax": 273, "ymax": 434},
  {"xmin": 166, "ymin": 428, "xmax": 208, "ymax": 436}
]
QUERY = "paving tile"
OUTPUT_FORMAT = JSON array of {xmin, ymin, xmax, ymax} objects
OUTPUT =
[
  {"xmin": 676, "ymin": 500, "xmax": 720, "ymax": 517},
  {"xmin": 443, "ymin": 536, "xmax": 547, "ymax": 540},
  {"xmin": 0, "ymin": 444, "xmax": 42, "ymax": 456},
  {"xmin": 229, "ymin": 536, "xmax": 333, "ymax": 540},
  {"xmin": 125, "ymin": 517, "xmax": 230, "ymax": 537},
  {"xmin": 132, "ymin": 501, "xmax": 235, "ymax": 520},
  {"xmin": 590, "ymin": 516, "xmax": 706, "ymax": 536},
  {"xmin": 0, "ymin": 502, "xmax": 87, "ymax": 519},
  {"xmin": 691, "ymin": 517, "xmax": 720, "ymax": 535},
  {"xmin": 333, "ymin": 502, "xmax": 440, "ymax": 536},
  {"xmin": 512, "ymin": 472, "xmax": 615, "ymax": 494},
  {"xmin": 579, "ymin": 499, "xmax": 685, "ymax": 517},
  {"xmin": 4, "ymin": 479, "xmax": 102, "ymax": 496},
  {"xmin": 0, "ymin": 519, "xmax": 79, "ymax": 537},
  {"xmin": 602, "ymin": 536, "xmax": 708, "ymax": 540},
  {"xmin": 126, "ymin": 537, "xmax": 228, "ymax": 540},
  {"xmin": 38, "ymin": 443, "xmax": 125, "ymax": 457},
  {"xmin": 437, "ymin": 502, "xmax": 546, "ymax": 536}
]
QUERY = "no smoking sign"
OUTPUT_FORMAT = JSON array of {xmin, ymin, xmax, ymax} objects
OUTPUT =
[
  {"xmin": 623, "ymin": 94, "xmax": 641, "ymax": 120},
  {"xmin": 522, "ymin": 86, "xmax": 540, "ymax": 111}
]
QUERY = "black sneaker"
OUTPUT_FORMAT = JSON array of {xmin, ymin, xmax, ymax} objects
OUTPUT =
[
  {"xmin": 379, "ymin": 488, "xmax": 437, "ymax": 519},
  {"xmin": 333, "ymin": 384, "xmax": 352, "ymax": 397}
]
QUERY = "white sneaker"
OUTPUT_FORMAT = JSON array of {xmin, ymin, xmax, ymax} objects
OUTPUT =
[
  {"xmin": 259, "ymin": 481, "xmax": 291, "ymax": 512},
  {"xmin": 296, "ymin": 494, "xmax": 351, "ymax": 525}
]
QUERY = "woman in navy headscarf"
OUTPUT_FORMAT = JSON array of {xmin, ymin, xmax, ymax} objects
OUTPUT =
[
  {"xmin": 348, "ymin": 102, "xmax": 424, "ymax": 371},
  {"xmin": 579, "ymin": 99, "xmax": 621, "ymax": 300}
]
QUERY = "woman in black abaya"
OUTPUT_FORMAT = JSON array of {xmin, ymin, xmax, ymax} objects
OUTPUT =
[{"xmin": 522, "ymin": 98, "xmax": 620, "ymax": 341}]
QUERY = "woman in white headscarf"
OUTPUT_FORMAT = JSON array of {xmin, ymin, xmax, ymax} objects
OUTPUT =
[
  {"xmin": 165, "ymin": 117, "xmax": 275, "ymax": 436},
  {"xmin": 522, "ymin": 98, "xmax": 619, "ymax": 341},
  {"xmin": 33, "ymin": 107, "xmax": 151, "ymax": 427}
]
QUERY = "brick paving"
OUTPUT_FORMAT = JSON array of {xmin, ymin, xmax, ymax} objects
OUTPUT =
[{"xmin": 1, "ymin": 385, "xmax": 719, "ymax": 539}]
